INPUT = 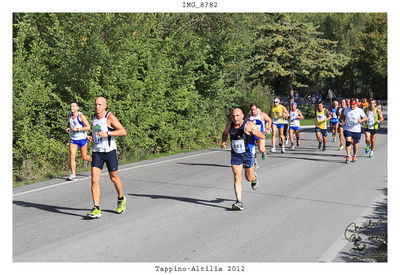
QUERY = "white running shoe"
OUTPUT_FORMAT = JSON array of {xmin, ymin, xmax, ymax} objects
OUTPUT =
[
  {"xmin": 67, "ymin": 174, "xmax": 76, "ymax": 181},
  {"xmin": 270, "ymin": 147, "xmax": 276, "ymax": 153}
]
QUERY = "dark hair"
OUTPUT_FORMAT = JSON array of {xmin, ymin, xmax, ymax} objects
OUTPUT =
[
  {"xmin": 70, "ymin": 101, "xmax": 79, "ymax": 106},
  {"xmin": 250, "ymin": 102, "xmax": 259, "ymax": 108}
]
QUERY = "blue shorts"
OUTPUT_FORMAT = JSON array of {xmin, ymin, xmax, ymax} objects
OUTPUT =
[
  {"xmin": 330, "ymin": 120, "xmax": 339, "ymax": 125},
  {"xmin": 231, "ymin": 153, "xmax": 255, "ymax": 169},
  {"xmin": 289, "ymin": 126, "xmax": 300, "ymax": 131},
  {"xmin": 70, "ymin": 139, "xmax": 87, "ymax": 149},
  {"xmin": 92, "ymin": 150, "xmax": 119, "ymax": 172},
  {"xmin": 315, "ymin": 127, "xmax": 327, "ymax": 137},
  {"xmin": 344, "ymin": 130, "xmax": 361, "ymax": 144},
  {"xmin": 273, "ymin": 123, "xmax": 284, "ymax": 129}
]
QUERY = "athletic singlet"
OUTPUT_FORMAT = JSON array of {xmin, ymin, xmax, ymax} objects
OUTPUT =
[
  {"xmin": 249, "ymin": 109, "xmax": 265, "ymax": 133},
  {"xmin": 69, "ymin": 112, "xmax": 87, "ymax": 140},
  {"xmin": 271, "ymin": 104, "xmax": 284, "ymax": 124},
  {"xmin": 315, "ymin": 108, "xmax": 327, "ymax": 129},
  {"xmin": 92, "ymin": 111, "xmax": 117, "ymax": 152},
  {"xmin": 330, "ymin": 108, "xmax": 339, "ymax": 123},
  {"xmin": 365, "ymin": 108, "xmax": 379, "ymax": 130},
  {"xmin": 229, "ymin": 118, "xmax": 255, "ymax": 156},
  {"xmin": 289, "ymin": 110, "xmax": 300, "ymax": 127}
]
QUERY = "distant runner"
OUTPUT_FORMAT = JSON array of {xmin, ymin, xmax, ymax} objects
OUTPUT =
[
  {"xmin": 341, "ymin": 99, "xmax": 367, "ymax": 163},
  {"xmin": 314, "ymin": 101, "xmax": 331, "ymax": 151},
  {"xmin": 289, "ymin": 102, "xmax": 304, "ymax": 149},
  {"xmin": 330, "ymin": 100, "xmax": 340, "ymax": 142},
  {"xmin": 66, "ymin": 102, "xmax": 92, "ymax": 181},
  {"xmin": 247, "ymin": 102, "xmax": 271, "ymax": 169},
  {"xmin": 337, "ymin": 99, "xmax": 347, "ymax": 150},
  {"xmin": 221, "ymin": 108, "xmax": 265, "ymax": 211},
  {"xmin": 269, "ymin": 97, "xmax": 289, "ymax": 153},
  {"xmin": 363, "ymin": 98, "xmax": 384, "ymax": 158}
]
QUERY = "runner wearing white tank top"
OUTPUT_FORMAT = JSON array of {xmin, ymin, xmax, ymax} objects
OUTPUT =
[
  {"xmin": 66, "ymin": 102, "xmax": 92, "ymax": 181},
  {"xmin": 288, "ymin": 102, "xmax": 304, "ymax": 149}
]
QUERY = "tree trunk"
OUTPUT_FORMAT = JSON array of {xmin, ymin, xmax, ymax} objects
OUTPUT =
[{"xmin": 288, "ymin": 74, "xmax": 295, "ymax": 107}]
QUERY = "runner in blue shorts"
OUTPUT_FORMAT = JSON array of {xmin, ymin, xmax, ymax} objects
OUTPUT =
[
  {"xmin": 221, "ymin": 108, "xmax": 266, "ymax": 211},
  {"xmin": 341, "ymin": 99, "xmax": 367, "ymax": 163},
  {"xmin": 289, "ymin": 102, "xmax": 304, "ymax": 149},
  {"xmin": 330, "ymin": 100, "xmax": 340, "ymax": 142},
  {"xmin": 66, "ymin": 102, "xmax": 92, "ymax": 181}
]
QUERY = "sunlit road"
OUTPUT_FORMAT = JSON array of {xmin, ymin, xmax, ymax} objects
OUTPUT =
[{"xmin": 13, "ymin": 113, "xmax": 387, "ymax": 262}]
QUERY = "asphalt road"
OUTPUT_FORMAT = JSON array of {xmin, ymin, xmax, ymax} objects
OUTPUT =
[{"xmin": 13, "ymin": 114, "xmax": 387, "ymax": 262}]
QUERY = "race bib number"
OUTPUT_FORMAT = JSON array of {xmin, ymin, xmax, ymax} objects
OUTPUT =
[
  {"xmin": 232, "ymin": 139, "xmax": 246, "ymax": 154},
  {"xmin": 317, "ymin": 114, "xmax": 324, "ymax": 122},
  {"xmin": 367, "ymin": 117, "xmax": 375, "ymax": 129},
  {"xmin": 273, "ymin": 116, "xmax": 280, "ymax": 124}
]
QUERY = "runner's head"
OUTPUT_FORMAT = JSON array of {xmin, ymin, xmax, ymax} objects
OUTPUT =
[
  {"xmin": 291, "ymin": 102, "xmax": 297, "ymax": 111},
  {"xmin": 340, "ymin": 99, "xmax": 346, "ymax": 108},
  {"xmin": 273, "ymin": 98, "xmax": 280, "ymax": 105},
  {"xmin": 70, "ymin": 102, "xmax": 79, "ymax": 113},
  {"xmin": 317, "ymin": 100, "xmax": 324, "ymax": 111},
  {"xmin": 368, "ymin": 98, "xmax": 376, "ymax": 109},
  {"xmin": 95, "ymin": 97, "xmax": 107, "ymax": 115},
  {"xmin": 250, "ymin": 102, "xmax": 259, "ymax": 116},
  {"xmin": 232, "ymin": 108, "xmax": 244, "ymax": 126},
  {"xmin": 350, "ymin": 99, "xmax": 357, "ymax": 110},
  {"xmin": 333, "ymin": 100, "xmax": 338, "ymax": 108}
]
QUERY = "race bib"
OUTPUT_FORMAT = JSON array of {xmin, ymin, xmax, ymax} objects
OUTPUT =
[
  {"xmin": 317, "ymin": 114, "xmax": 324, "ymax": 122},
  {"xmin": 273, "ymin": 116, "xmax": 280, "ymax": 124},
  {"xmin": 232, "ymin": 139, "xmax": 246, "ymax": 154}
]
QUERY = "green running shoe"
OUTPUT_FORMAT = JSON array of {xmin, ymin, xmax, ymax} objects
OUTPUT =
[
  {"xmin": 365, "ymin": 146, "xmax": 370, "ymax": 154},
  {"xmin": 117, "ymin": 195, "xmax": 126, "ymax": 214},
  {"xmin": 369, "ymin": 151, "xmax": 374, "ymax": 158},
  {"xmin": 87, "ymin": 207, "xmax": 102, "ymax": 219},
  {"xmin": 262, "ymin": 152, "xmax": 267, "ymax": 160},
  {"xmin": 254, "ymin": 163, "xmax": 260, "ymax": 170}
]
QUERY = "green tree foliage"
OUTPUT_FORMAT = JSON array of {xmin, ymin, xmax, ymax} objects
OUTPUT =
[
  {"xmin": 12, "ymin": 13, "xmax": 387, "ymax": 184},
  {"xmin": 251, "ymin": 13, "xmax": 349, "ymax": 104}
]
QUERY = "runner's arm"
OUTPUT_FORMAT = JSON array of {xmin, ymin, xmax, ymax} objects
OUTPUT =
[
  {"xmin": 245, "ymin": 121, "xmax": 265, "ymax": 140},
  {"xmin": 76, "ymin": 113, "xmax": 91, "ymax": 132},
  {"xmin": 378, "ymin": 109, "xmax": 384, "ymax": 124},
  {"xmin": 107, "ymin": 113, "xmax": 127, "ymax": 136},
  {"xmin": 221, "ymin": 122, "xmax": 231, "ymax": 148}
]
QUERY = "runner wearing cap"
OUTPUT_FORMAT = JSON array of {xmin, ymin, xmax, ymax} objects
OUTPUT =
[
  {"xmin": 269, "ymin": 97, "xmax": 289, "ymax": 153},
  {"xmin": 341, "ymin": 99, "xmax": 367, "ymax": 163},
  {"xmin": 289, "ymin": 102, "xmax": 304, "ymax": 149}
]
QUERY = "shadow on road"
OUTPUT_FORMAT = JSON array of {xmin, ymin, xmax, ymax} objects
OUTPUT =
[
  {"xmin": 177, "ymin": 162, "xmax": 231, "ymax": 168},
  {"xmin": 13, "ymin": 200, "xmax": 115, "ymax": 219},
  {"xmin": 129, "ymin": 193, "xmax": 234, "ymax": 211}
]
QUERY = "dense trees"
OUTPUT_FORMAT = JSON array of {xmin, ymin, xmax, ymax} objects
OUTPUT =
[{"xmin": 12, "ymin": 13, "xmax": 387, "ymax": 183}]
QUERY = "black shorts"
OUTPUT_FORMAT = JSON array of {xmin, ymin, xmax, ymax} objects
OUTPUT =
[
  {"xmin": 365, "ymin": 128, "xmax": 378, "ymax": 135},
  {"xmin": 92, "ymin": 150, "xmax": 118, "ymax": 172}
]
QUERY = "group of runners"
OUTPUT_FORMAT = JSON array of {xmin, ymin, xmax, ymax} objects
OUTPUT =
[
  {"xmin": 66, "ymin": 96, "xmax": 384, "ymax": 215},
  {"xmin": 221, "ymin": 97, "xmax": 384, "ymax": 210}
]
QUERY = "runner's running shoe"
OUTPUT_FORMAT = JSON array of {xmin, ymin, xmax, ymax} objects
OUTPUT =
[
  {"xmin": 262, "ymin": 152, "xmax": 267, "ymax": 160},
  {"xmin": 232, "ymin": 201, "xmax": 244, "ymax": 211},
  {"xmin": 345, "ymin": 156, "xmax": 351, "ymax": 164},
  {"xmin": 318, "ymin": 141, "xmax": 322, "ymax": 149},
  {"xmin": 117, "ymin": 196, "xmax": 126, "ymax": 214},
  {"xmin": 87, "ymin": 207, "xmax": 102, "ymax": 219},
  {"xmin": 281, "ymin": 146, "xmax": 285, "ymax": 153},
  {"xmin": 254, "ymin": 163, "xmax": 260, "ymax": 170},
  {"xmin": 251, "ymin": 172, "xmax": 258, "ymax": 190},
  {"xmin": 369, "ymin": 151, "xmax": 374, "ymax": 158},
  {"xmin": 352, "ymin": 156, "xmax": 357, "ymax": 163},
  {"xmin": 338, "ymin": 145, "xmax": 344, "ymax": 151},
  {"xmin": 67, "ymin": 174, "xmax": 76, "ymax": 181},
  {"xmin": 365, "ymin": 146, "xmax": 370, "ymax": 155},
  {"xmin": 270, "ymin": 147, "xmax": 276, "ymax": 153}
]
